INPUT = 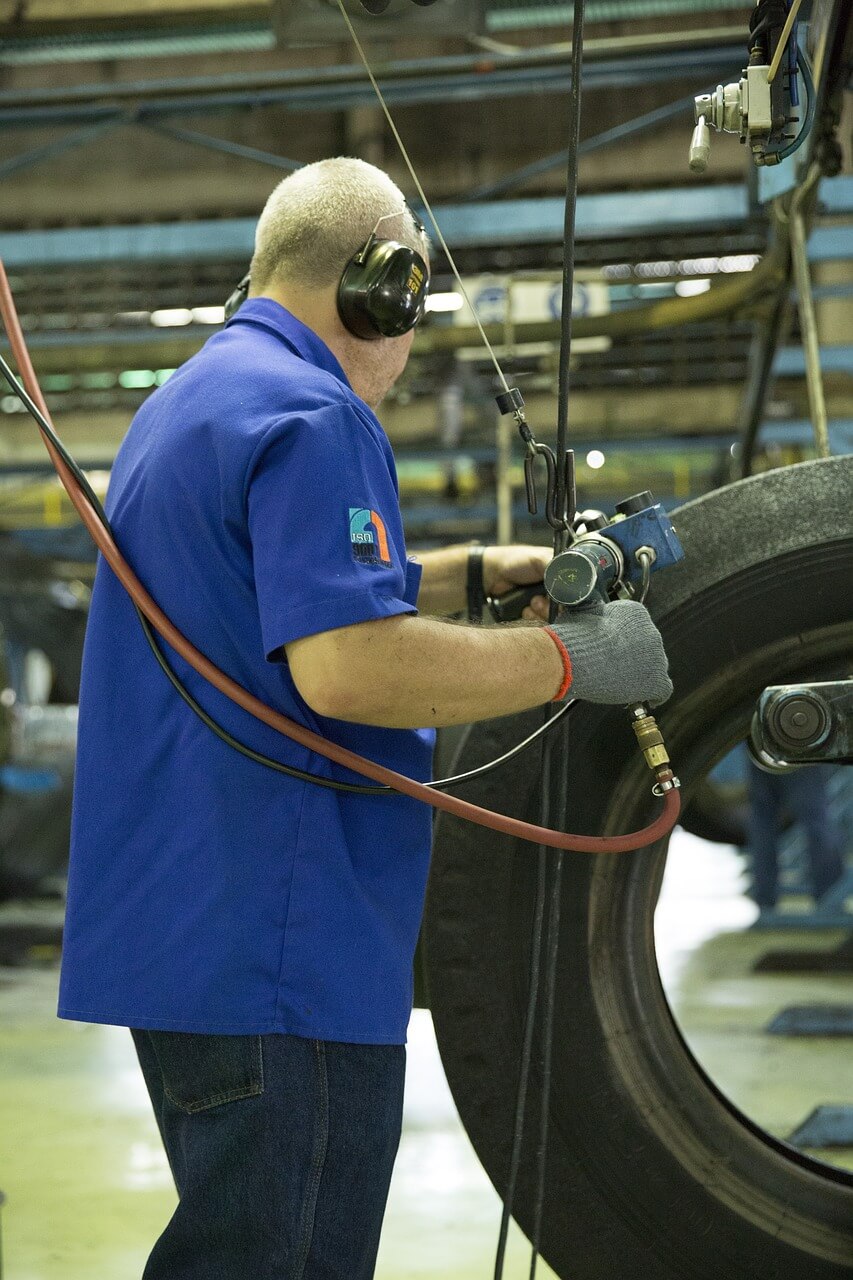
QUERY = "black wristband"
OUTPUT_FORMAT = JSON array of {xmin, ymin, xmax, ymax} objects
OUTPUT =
[{"xmin": 466, "ymin": 545, "xmax": 486, "ymax": 623}]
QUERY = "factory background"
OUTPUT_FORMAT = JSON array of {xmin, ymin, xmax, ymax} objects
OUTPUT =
[{"xmin": 0, "ymin": 2, "xmax": 850, "ymax": 1278}]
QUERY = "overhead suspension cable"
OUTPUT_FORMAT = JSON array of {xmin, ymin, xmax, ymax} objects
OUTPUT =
[{"xmin": 336, "ymin": 0, "xmax": 511, "ymax": 394}]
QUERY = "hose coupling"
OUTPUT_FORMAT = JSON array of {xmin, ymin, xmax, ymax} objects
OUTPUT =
[
  {"xmin": 652, "ymin": 769, "xmax": 682, "ymax": 797},
  {"xmin": 629, "ymin": 704, "xmax": 681, "ymax": 794},
  {"xmin": 630, "ymin": 706, "xmax": 670, "ymax": 770}
]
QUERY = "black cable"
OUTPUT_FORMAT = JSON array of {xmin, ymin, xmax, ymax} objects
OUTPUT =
[
  {"xmin": 529, "ymin": 786, "xmax": 566, "ymax": 1277},
  {"xmin": 493, "ymin": 777, "xmax": 550, "ymax": 1280},
  {"xmin": 529, "ymin": 6, "xmax": 587, "ymax": 1269},
  {"xmin": 494, "ymin": 4, "xmax": 587, "ymax": 1277},
  {"xmin": 0, "ymin": 353, "xmax": 577, "ymax": 796},
  {"xmin": 552, "ymin": 9, "xmax": 585, "ymax": 549},
  {"xmin": 137, "ymin": 612, "xmax": 395, "ymax": 793}
]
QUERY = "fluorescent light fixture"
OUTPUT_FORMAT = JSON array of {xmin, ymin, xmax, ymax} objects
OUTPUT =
[
  {"xmin": 586, "ymin": 449, "xmax": 605, "ymax": 469},
  {"xmin": 425, "ymin": 291, "xmax": 464, "ymax": 313},
  {"xmin": 601, "ymin": 264, "xmax": 633, "ymax": 280},
  {"xmin": 119, "ymin": 369, "xmax": 157, "ymax": 389},
  {"xmin": 192, "ymin": 306, "xmax": 226, "ymax": 325},
  {"xmin": 150, "ymin": 308, "xmax": 194, "ymax": 328},
  {"xmin": 635, "ymin": 260, "xmax": 678, "ymax": 278},
  {"xmin": 675, "ymin": 278, "xmax": 711, "ymax": 297},
  {"xmin": 603, "ymin": 255, "xmax": 759, "ymax": 282},
  {"xmin": 717, "ymin": 254, "xmax": 760, "ymax": 272}
]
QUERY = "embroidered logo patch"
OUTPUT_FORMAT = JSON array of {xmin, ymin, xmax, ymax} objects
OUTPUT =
[{"xmin": 349, "ymin": 507, "xmax": 392, "ymax": 567}]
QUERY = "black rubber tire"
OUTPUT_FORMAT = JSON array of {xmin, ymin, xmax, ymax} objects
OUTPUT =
[
  {"xmin": 423, "ymin": 457, "xmax": 853, "ymax": 1280},
  {"xmin": 680, "ymin": 778, "xmax": 749, "ymax": 847}
]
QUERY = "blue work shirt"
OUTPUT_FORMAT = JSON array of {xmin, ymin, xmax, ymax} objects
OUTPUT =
[{"xmin": 58, "ymin": 300, "xmax": 435, "ymax": 1043}]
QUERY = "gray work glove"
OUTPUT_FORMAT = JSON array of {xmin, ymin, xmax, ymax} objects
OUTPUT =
[{"xmin": 549, "ymin": 598, "xmax": 673, "ymax": 706}]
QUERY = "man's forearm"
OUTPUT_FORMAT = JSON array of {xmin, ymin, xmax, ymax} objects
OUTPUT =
[
  {"xmin": 412, "ymin": 545, "xmax": 471, "ymax": 616},
  {"xmin": 287, "ymin": 614, "xmax": 563, "ymax": 728}
]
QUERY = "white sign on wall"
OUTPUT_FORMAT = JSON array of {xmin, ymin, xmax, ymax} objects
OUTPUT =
[{"xmin": 453, "ymin": 275, "xmax": 610, "ymax": 326}]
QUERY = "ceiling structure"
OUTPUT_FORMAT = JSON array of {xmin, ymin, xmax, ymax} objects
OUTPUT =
[{"xmin": 0, "ymin": 0, "xmax": 849, "ymax": 539}]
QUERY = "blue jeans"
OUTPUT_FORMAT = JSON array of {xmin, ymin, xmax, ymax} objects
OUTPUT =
[
  {"xmin": 131, "ymin": 1029, "xmax": 405, "ymax": 1280},
  {"xmin": 747, "ymin": 763, "xmax": 845, "ymax": 909}
]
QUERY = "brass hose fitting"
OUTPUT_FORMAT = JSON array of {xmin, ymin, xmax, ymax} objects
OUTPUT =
[{"xmin": 629, "ymin": 704, "xmax": 682, "ymax": 795}]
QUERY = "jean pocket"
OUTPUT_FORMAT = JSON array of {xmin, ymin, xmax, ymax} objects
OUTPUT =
[{"xmin": 149, "ymin": 1030, "xmax": 264, "ymax": 1114}]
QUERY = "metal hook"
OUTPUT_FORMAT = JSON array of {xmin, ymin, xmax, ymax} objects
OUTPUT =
[
  {"xmin": 525, "ymin": 442, "xmax": 567, "ymax": 531},
  {"xmin": 495, "ymin": 389, "xmax": 572, "ymax": 533}
]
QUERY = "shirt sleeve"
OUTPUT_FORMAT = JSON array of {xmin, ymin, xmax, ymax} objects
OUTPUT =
[{"xmin": 246, "ymin": 404, "xmax": 418, "ymax": 660}]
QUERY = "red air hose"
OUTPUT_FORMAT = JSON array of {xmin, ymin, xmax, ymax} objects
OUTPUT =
[{"xmin": 0, "ymin": 262, "xmax": 679, "ymax": 853}]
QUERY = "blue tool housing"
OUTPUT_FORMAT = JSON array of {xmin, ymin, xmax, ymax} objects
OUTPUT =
[{"xmin": 605, "ymin": 502, "xmax": 685, "ymax": 585}]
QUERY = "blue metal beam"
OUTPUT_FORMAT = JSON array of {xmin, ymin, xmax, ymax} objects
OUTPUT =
[
  {"xmin": 0, "ymin": 221, "xmax": 256, "ymax": 268},
  {"xmin": 820, "ymin": 176, "xmax": 853, "ymax": 214},
  {"xmin": 0, "ymin": 176, "xmax": 846, "ymax": 268},
  {"xmin": 433, "ymin": 186, "xmax": 750, "ymax": 246},
  {"xmin": 488, "ymin": 1, "xmax": 747, "ymax": 29},
  {"xmin": 0, "ymin": 25, "xmax": 276, "ymax": 67},
  {"xmin": 773, "ymin": 345, "xmax": 853, "ymax": 377},
  {"xmin": 808, "ymin": 226, "xmax": 853, "ymax": 263},
  {"xmin": 0, "ymin": 46, "xmax": 742, "ymax": 129},
  {"xmin": 0, "ymin": 186, "xmax": 750, "ymax": 267}
]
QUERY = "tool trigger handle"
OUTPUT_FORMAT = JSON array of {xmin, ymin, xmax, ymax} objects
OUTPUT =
[{"xmin": 488, "ymin": 582, "xmax": 547, "ymax": 623}]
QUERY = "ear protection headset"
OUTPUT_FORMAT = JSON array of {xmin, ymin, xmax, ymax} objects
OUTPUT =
[{"xmin": 224, "ymin": 206, "xmax": 430, "ymax": 341}]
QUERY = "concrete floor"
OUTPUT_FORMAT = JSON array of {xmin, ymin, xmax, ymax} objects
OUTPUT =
[{"xmin": 0, "ymin": 830, "xmax": 850, "ymax": 1279}]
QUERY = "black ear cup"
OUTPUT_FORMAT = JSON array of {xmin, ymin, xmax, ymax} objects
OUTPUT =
[
  {"xmin": 224, "ymin": 273, "xmax": 251, "ymax": 322},
  {"xmin": 223, "ymin": 238, "xmax": 429, "ymax": 340},
  {"xmin": 338, "ymin": 240, "xmax": 429, "ymax": 340}
]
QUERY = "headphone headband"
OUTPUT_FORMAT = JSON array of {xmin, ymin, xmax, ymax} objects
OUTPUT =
[{"xmin": 223, "ymin": 204, "xmax": 430, "ymax": 340}]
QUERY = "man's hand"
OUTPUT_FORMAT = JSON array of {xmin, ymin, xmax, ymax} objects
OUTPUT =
[
  {"xmin": 482, "ymin": 545, "xmax": 551, "ymax": 621},
  {"xmin": 549, "ymin": 599, "xmax": 673, "ymax": 706}
]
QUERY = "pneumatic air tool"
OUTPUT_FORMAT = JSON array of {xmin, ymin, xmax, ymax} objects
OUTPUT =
[
  {"xmin": 491, "ymin": 490, "xmax": 685, "ymax": 795},
  {"xmin": 489, "ymin": 490, "xmax": 684, "ymax": 619}
]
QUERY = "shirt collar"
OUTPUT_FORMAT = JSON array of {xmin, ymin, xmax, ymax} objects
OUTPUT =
[{"xmin": 225, "ymin": 297, "xmax": 351, "ymax": 388}]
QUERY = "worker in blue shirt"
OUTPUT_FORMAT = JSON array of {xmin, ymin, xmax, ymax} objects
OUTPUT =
[{"xmin": 59, "ymin": 157, "xmax": 672, "ymax": 1279}]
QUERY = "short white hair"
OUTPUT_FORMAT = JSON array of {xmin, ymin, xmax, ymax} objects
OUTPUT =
[{"xmin": 250, "ymin": 156, "xmax": 427, "ymax": 292}]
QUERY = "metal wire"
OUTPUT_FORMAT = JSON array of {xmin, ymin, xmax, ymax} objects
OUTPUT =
[{"xmin": 335, "ymin": 0, "xmax": 511, "ymax": 394}]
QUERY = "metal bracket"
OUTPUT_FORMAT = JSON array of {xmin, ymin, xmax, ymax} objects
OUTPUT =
[{"xmin": 750, "ymin": 678, "xmax": 853, "ymax": 768}]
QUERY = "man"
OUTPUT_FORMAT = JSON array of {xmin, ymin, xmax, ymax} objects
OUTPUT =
[
  {"xmin": 59, "ymin": 157, "xmax": 671, "ymax": 1279},
  {"xmin": 746, "ymin": 759, "xmax": 845, "ymax": 916}
]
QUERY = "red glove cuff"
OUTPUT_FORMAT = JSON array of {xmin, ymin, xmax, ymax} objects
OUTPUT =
[{"xmin": 543, "ymin": 627, "xmax": 573, "ymax": 701}]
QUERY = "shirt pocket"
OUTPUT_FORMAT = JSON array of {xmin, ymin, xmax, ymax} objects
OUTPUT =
[{"xmin": 149, "ymin": 1030, "xmax": 264, "ymax": 1114}]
